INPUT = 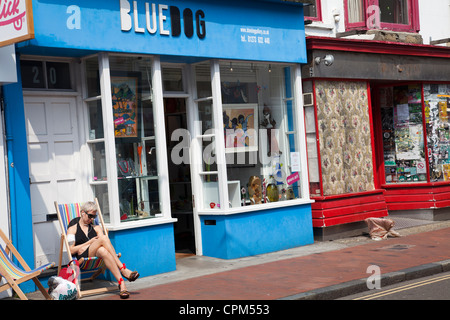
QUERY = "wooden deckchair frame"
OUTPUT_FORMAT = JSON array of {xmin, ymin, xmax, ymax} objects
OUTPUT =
[
  {"xmin": 55, "ymin": 198, "xmax": 118, "ymax": 298},
  {"xmin": 0, "ymin": 229, "xmax": 54, "ymax": 300}
]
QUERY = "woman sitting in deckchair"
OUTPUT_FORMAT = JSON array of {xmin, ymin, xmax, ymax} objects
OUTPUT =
[{"xmin": 66, "ymin": 201, "xmax": 139, "ymax": 299}]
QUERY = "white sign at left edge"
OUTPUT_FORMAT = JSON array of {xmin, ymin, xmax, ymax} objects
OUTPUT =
[
  {"xmin": 0, "ymin": 0, "xmax": 34, "ymax": 47},
  {"xmin": 0, "ymin": 45, "xmax": 17, "ymax": 84}
]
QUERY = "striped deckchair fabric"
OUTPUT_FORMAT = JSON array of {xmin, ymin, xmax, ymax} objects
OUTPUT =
[
  {"xmin": 0, "ymin": 245, "xmax": 54, "ymax": 280},
  {"xmin": 56, "ymin": 202, "xmax": 105, "ymax": 271},
  {"xmin": 78, "ymin": 257, "xmax": 104, "ymax": 271},
  {"xmin": 55, "ymin": 198, "xmax": 117, "ymax": 298},
  {"xmin": 58, "ymin": 203, "xmax": 81, "ymax": 233},
  {"xmin": 0, "ymin": 228, "xmax": 54, "ymax": 300}
]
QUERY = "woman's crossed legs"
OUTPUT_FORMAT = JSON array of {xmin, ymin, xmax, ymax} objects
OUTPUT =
[{"xmin": 88, "ymin": 235, "xmax": 139, "ymax": 298}]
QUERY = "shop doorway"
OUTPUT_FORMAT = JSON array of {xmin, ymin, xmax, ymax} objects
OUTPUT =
[{"xmin": 164, "ymin": 97, "xmax": 195, "ymax": 256}]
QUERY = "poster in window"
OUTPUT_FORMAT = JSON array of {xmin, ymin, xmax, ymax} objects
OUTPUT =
[
  {"xmin": 223, "ymin": 104, "xmax": 258, "ymax": 153},
  {"xmin": 111, "ymin": 72, "xmax": 140, "ymax": 139}
]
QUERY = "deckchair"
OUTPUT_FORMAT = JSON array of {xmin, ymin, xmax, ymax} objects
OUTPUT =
[
  {"xmin": 55, "ymin": 198, "xmax": 118, "ymax": 298},
  {"xmin": 0, "ymin": 228, "xmax": 54, "ymax": 300}
]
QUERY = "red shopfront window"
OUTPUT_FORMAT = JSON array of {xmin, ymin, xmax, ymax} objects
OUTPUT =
[
  {"xmin": 344, "ymin": 0, "xmax": 420, "ymax": 32},
  {"xmin": 304, "ymin": 0, "xmax": 322, "ymax": 22}
]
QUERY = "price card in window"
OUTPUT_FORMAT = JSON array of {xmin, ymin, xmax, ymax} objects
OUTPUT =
[{"xmin": 290, "ymin": 152, "xmax": 300, "ymax": 172}]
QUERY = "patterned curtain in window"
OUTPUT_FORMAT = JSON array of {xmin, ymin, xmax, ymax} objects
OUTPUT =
[
  {"xmin": 347, "ymin": 0, "xmax": 364, "ymax": 23},
  {"xmin": 315, "ymin": 81, "xmax": 375, "ymax": 196}
]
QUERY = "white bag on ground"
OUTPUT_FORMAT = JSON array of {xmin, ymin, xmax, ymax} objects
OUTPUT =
[{"xmin": 47, "ymin": 276, "xmax": 78, "ymax": 300}]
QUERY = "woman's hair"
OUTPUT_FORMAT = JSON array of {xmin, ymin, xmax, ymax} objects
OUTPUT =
[{"xmin": 81, "ymin": 201, "xmax": 97, "ymax": 213}]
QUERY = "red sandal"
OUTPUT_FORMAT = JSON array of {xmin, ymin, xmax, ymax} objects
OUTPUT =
[
  {"xmin": 118, "ymin": 278, "xmax": 129, "ymax": 299},
  {"xmin": 120, "ymin": 263, "xmax": 140, "ymax": 282}
]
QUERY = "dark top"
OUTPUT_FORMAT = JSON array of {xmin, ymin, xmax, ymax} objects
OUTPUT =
[{"xmin": 68, "ymin": 217, "xmax": 97, "ymax": 260}]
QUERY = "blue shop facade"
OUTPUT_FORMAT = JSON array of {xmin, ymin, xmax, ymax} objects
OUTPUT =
[{"xmin": 1, "ymin": 0, "xmax": 313, "ymax": 291}]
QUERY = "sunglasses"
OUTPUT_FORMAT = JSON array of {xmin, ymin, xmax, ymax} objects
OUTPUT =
[{"xmin": 84, "ymin": 211, "xmax": 97, "ymax": 219}]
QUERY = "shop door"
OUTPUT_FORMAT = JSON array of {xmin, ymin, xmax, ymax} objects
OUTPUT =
[
  {"xmin": 164, "ymin": 97, "xmax": 195, "ymax": 256},
  {"xmin": 24, "ymin": 95, "xmax": 83, "ymax": 266}
]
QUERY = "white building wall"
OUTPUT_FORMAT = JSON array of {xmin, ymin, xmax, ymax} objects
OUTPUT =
[
  {"xmin": 419, "ymin": 0, "xmax": 450, "ymax": 45},
  {"xmin": 305, "ymin": 0, "xmax": 345, "ymax": 37}
]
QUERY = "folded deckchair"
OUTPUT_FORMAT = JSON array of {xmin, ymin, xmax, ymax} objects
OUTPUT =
[
  {"xmin": 55, "ymin": 198, "xmax": 118, "ymax": 298},
  {"xmin": 0, "ymin": 228, "xmax": 54, "ymax": 300}
]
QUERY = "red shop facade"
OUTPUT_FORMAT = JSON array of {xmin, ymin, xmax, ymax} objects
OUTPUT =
[{"xmin": 303, "ymin": 36, "xmax": 450, "ymax": 240}]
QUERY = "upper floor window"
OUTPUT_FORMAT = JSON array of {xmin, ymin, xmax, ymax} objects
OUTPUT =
[
  {"xmin": 345, "ymin": 0, "xmax": 419, "ymax": 32},
  {"xmin": 304, "ymin": 0, "xmax": 322, "ymax": 22}
]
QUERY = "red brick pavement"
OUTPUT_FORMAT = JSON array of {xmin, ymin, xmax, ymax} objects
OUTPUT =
[{"xmin": 102, "ymin": 227, "xmax": 450, "ymax": 300}]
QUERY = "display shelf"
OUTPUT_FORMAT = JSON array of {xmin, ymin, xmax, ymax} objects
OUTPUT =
[{"xmin": 203, "ymin": 180, "xmax": 241, "ymax": 209}]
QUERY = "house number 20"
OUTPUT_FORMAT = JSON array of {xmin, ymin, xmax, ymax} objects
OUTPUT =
[{"xmin": 32, "ymin": 66, "xmax": 57, "ymax": 85}]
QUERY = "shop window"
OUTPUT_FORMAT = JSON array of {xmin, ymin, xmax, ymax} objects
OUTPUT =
[
  {"xmin": 162, "ymin": 67, "xmax": 184, "ymax": 92},
  {"xmin": 108, "ymin": 56, "xmax": 160, "ymax": 222},
  {"xmin": 424, "ymin": 84, "xmax": 450, "ymax": 181},
  {"xmin": 85, "ymin": 55, "xmax": 161, "ymax": 223},
  {"xmin": 380, "ymin": 85, "xmax": 427, "ymax": 184},
  {"xmin": 85, "ymin": 57, "xmax": 100, "ymax": 97},
  {"xmin": 310, "ymin": 80, "xmax": 375, "ymax": 196},
  {"xmin": 344, "ymin": 0, "xmax": 420, "ymax": 32},
  {"xmin": 304, "ymin": 0, "xmax": 321, "ymax": 21},
  {"xmin": 218, "ymin": 62, "xmax": 303, "ymax": 206}
]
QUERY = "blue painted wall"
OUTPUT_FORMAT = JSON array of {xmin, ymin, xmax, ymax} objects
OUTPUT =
[
  {"xmin": 105, "ymin": 223, "xmax": 177, "ymax": 280},
  {"xmin": 200, "ymin": 204, "xmax": 314, "ymax": 260},
  {"xmin": 2, "ymin": 59, "xmax": 36, "ymax": 294}
]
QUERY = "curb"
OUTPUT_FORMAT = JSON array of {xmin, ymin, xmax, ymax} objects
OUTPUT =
[{"xmin": 280, "ymin": 259, "xmax": 450, "ymax": 300}]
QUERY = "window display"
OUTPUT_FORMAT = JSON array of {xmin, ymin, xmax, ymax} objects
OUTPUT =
[
  {"xmin": 219, "ymin": 62, "xmax": 303, "ymax": 206},
  {"xmin": 424, "ymin": 84, "xmax": 450, "ymax": 181},
  {"xmin": 380, "ymin": 85, "xmax": 427, "ymax": 183}
]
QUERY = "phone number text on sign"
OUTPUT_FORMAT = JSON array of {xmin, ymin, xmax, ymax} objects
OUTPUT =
[{"xmin": 240, "ymin": 27, "xmax": 270, "ymax": 45}]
